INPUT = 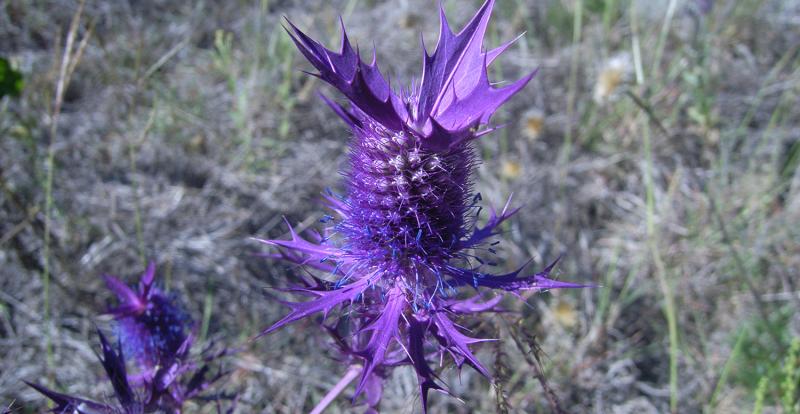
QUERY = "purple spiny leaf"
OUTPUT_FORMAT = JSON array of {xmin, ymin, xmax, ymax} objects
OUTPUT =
[
  {"xmin": 353, "ymin": 286, "xmax": 406, "ymax": 398},
  {"xmin": 408, "ymin": 315, "xmax": 446, "ymax": 414},
  {"xmin": 259, "ymin": 274, "xmax": 376, "ymax": 337},
  {"xmin": 24, "ymin": 381, "xmax": 117, "ymax": 414},
  {"xmin": 431, "ymin": 311, "xmax": 493, "ymax": 378},
  {"xmin": 445, "ymin": 293, "xmax": 504, "ymax": 314},
  {"xmin": 97, "ymin": 330, "xmax": 138, "ymax": 410},
  {"xmin": 459, "ymin": 195, "xmax": 521, "ymax": 249},
  {"xmin": 446, "ymin": 257, "xmax": 590, "ymax": 292}
]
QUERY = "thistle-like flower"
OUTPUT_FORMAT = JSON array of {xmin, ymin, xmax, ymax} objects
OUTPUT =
[
  {"xmin": 260, "ymin": 1, "xmax": 588, "ymax": 411},
  {"xmin": 104, "ymin": 262, "xmax": 193, "ymax": 384},
  {"xmin": 27, "ymin": 264, "xmax": 228, "ymax": 414}
]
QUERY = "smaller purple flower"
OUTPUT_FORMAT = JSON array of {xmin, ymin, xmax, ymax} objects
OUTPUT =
[
  {"xmin": 27, "ymin": 263, "xmax": 230, "ymax": 413},
  {"xmin": 104, "ymin": 262, "xmax": 192, "ymax": 382},
  {"xmin": 103, "ymin": 263, "xmax": 229, "ymax": 409}
]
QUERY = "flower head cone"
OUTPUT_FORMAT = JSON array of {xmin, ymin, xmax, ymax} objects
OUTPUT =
[
  {"xmin": 104, "ymin": 262, "xmax": 193, "ymax": 382},
  {"xmin": 260, "ymin": 0, "xmax": 590, "ymax": 411}
]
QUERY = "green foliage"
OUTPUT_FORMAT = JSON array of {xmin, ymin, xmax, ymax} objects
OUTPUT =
[
  {"xmin": 0, "ymin": 57, "xmax": 24, "ymax": 98},
  {"xmin": 751, "ymin": 337, "xmax": 800, "ymax": 413},
  {"xmin": 733, "ymin": 307, "xmax": 793, "ymax": 390},
  {"xmin": 752, "ymin": 375, "xmax": 768, "ymax": 414},
  {"xmin": 781, "ymin": 140, "xmax": 800, "ymax": 186},
  {"xmin": 731, "ymin": 306, "xmax": 798, "ymax": 411},
  {"xmin": 585, "ymin": 0, "xmax": 623, "ymax": 19},
  {"xmin": 208, "ymin": 8, "xmax": 296, "ymax": 170},
  {"xmin": 682, "ymin": 63, "xmax": 716, "ymax": 130},
  {"xmin": 544, "ymin": 1, "xmax": 576, "ymax": 41},
  {"xmin": 211, "ymin": 30, "xmax": 236, "ymax": 93},
  {"xmin": 781, "ymin": 338, "xmax": 800, "ymax": 414},
  {"xmin": 583, "ymin": 0, "xmax": 627, "ymax": 36}
]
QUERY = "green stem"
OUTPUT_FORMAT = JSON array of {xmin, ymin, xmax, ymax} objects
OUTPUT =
[{"xmin": 643, "ymin": 117, "xmax": 680, "ymax": 413}]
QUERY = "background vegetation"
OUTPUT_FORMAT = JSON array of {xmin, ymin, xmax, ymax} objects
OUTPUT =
[{"xmin": 1, "ymin": 0, "xmax": 798, "ymax": 412}]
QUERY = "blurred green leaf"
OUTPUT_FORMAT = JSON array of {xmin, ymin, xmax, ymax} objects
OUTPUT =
[
  {"xmin": 781, "ymin": 140, "xmax": 800, "ymax": 184},
  {"xmin": 585, "ymin": 0, "xmax": 609, "ymax": 14},
  {"xmin": 0, "ymin": 57, "xmax": 24, "ymax": 98},
  {"xmin": 733, "ymin": 306, "xmax": 794, "ymax": 393}
]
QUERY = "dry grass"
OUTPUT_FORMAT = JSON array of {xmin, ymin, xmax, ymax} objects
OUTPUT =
[{"xmin": 1, "ymin": 0, "xmax": 799, "ymax": 412}]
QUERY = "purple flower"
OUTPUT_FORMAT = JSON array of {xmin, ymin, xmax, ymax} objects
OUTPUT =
[
  {"xmin": 103, "ymin": 263, "xmax": 228, "ymax": 409},
  {"xmin": 104, "ymin": 262, "xmax": 192, "ymax": 382},
  {"xmin": 260, "ymin": 1, "xmax": 589, "ymax": 411},
  {"xmin": 27, "ymin": 264, "xmax": 229, "ymax": 413}
]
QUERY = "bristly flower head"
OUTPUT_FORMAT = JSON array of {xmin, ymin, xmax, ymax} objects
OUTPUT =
[
  {"xmin": 27, "ymin": 264, "xmax": 229, "ymax": 414},
  {"xmin": 104, "ymin": 262, "xmax": 192, "ymax": 382},
  {"xmin": 260, "ymin": 1, "xmax": 589, "ymax": 411}
]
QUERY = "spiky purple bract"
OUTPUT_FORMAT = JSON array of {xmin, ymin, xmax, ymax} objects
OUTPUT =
[
  {"xmin": 261, "ymin": 1, "xmax": 589, "ymax": 411},
  {"xmin": 26, "ymin": 330, "xmax": 142, "ymax": 414}
]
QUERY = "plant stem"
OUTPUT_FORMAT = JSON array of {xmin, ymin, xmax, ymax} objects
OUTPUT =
[
  {"xmin": 309, "ymin": 365, "xmax": 361, "ymax": 414},
  {"xmin": 43, "ymin": 0, "xmax": 87, "ymax": 378},
  {"xmin": 642, "ymin": 114, "xmax": 679, "ymax": 414},
  {"xmin": 559, "ymin": 0, "xmax": 583, "ymax": 166}
]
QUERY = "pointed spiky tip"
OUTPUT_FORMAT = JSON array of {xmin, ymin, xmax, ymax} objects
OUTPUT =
[
  {"xmin": 284, "ymin": 0, "xmax": 534, "ymax": 152},
  {"xmin": 24, "ymin": 381, "xmax": 117, "ymax": 414},
  {"xmin": 262, "ymin": 1, "xmax": 592, "ymax": 413}
]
